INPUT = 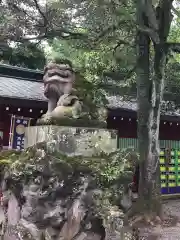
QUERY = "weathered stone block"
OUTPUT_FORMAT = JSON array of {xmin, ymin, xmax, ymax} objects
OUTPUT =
[
  {"xmin": 24, "ymin": 125, "xmax": 117, "ymax": 156},
  {"xmin": 0, "ymin": 126, "xmax": 135, "ymax": 240}
]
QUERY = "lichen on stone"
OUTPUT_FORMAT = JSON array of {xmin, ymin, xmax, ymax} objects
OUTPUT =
[{"xmin": 0, "ymin": 140, "xmax": 137, "ymax": 239}]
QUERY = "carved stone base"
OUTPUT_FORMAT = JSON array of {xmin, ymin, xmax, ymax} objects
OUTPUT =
[
  {"xmin": 37, "ymin": 117, "xmax": 107, "ymax": 128},
  {"xmin": 24, "ymin": 125, "xmax": 117, "ymax": 156}
]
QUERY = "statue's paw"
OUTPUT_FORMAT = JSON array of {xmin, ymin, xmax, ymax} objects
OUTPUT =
[
  {"xmin": 43, "ymin": 114, "xmax": 53, "ymax": 124},
  {"xmin": 41, "ymin": 114, "xmax": 46, "ymax": 119},
  {"xmin": 72, "ymin": 110, "xmax": 81, "ymax": 119},
  {"xmin": 37, "ymin": 114, "xmax": 53, "ymax": 125},
  {"xmin": 37, "ymin": 114, "xmax": 46, "ymax": 124}
]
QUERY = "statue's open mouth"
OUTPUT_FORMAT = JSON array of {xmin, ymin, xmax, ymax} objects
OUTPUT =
[
  {"xmin": 48, "ymin": 71, "xmax": 70, "ymax": 78},
  {"xmin": 44, "ymin": 68, "xmax": 73, "ymax": 79},
  {"xmin": 45, "ymin": 76, "xmax": 70, "ymax": 83},
  {"xmin": 43, "ymin": 71, "xmax": 74, "ymax": 84},
  {"xmin": 44, "ymin": 82, "xmax": 61, "ymax": 99}
]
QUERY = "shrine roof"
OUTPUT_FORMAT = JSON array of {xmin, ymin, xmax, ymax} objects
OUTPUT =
[
  {"xmin": 0, "ymin": 64, "xmax": 46, "ymax": 102},
  {"xmin": 0, "ymin": 75, "xmax": 46, "ymax": 102},
  {"xmin": 0, "ymin": 64, "xmax": 179, "ymax": 119},
  {"xmin": 0, "ymin": 64, "xmax": 135, "ymax": 107}
]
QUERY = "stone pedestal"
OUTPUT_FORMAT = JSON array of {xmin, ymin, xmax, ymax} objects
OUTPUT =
[
  {"xmin": 1, "ymin": 125, "xmax": 132, "ymax": 240},
  {"xmin": 25, "ymin": 125, "xmax": 118, "ymax": 156}
]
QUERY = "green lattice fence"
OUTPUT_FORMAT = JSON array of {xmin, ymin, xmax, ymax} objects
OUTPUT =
[
  {"xmin": 118, "ymin": 138, "xmax": 180, "ymax": 195},
  {"xmin": 118, "ymin": 138, "xmax": 180, "ymax": 149}
]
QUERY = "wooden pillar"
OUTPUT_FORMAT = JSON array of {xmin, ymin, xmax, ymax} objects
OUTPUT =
[
  {"xmin": 0, "ymin": 105, "xmax": 11, "ymax": 148},
  {"xmin": 0, "ymin": 105, "xmax": 4, "ymax": 148}
]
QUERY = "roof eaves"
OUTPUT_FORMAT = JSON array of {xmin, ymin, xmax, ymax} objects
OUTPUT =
[
  {"xmin": 0, "ymin": 64, "xmax": 43, "ymax": 74},
  {"xmin": 0, "ymin": 94, "xmax": 47, "ymax": 102},
  {"xmin": 0, "ymin": 74, "xmax": 43, "ymax": 83}
]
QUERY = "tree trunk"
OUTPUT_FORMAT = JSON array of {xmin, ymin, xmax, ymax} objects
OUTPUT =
[
  {"xmin": 137, "ymin": 44, "xmax": 168, "ymax": 217},
  {"xmin": 136, "ymin": 0, "xmax": 174, "ymax": 219},
  {"xmin": 136, "ymin": 31, "xmax": 161, "ymax": 215}
]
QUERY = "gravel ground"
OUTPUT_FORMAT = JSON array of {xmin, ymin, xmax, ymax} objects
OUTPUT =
[{"xmin": 138, "ymin": 200, "xmax": 180, "ymax": 239}]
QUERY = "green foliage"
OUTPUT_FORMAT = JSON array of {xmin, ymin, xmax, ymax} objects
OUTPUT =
[
  {"xmin": 46, "ymin": 38, "xmax": 136, "ymax": 106},
  {"xmin": 0, "ymin": 0, "xmax": 137, "ymax": 100},
  {"xmin": 2, "ymin": 0, "xmax": 180, "ymax": 106},
  {"xmin": 44, "ymin": 0, "xmax": 180, "ymax": 106},
  {"xmin": 0, "ymin": 43, "xmax": 46, "ymax": 70},
  {"xmin": 0, "ymin": 150, "xmax": 21, "ymax": 164},
  {"xmin": 0, "ymin": 144, "xmax": 138, "ymax": 205},
  {"xmin": 46, "ymin": 41, "xmax": 110, "ymax": 108},
  {"xmin": 45, "ymin": 0, "xmax": 136, "ymax": 98}
]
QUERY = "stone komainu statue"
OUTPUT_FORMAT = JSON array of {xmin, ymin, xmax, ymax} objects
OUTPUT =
[{"xmin": 39, "ymin": 60, "xmax": 83, "ymax": 124}]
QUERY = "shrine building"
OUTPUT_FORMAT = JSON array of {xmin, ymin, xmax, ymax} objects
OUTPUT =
[{"xmin": 0, "ymin": 64, "xmax": 180, "ymax": 149}]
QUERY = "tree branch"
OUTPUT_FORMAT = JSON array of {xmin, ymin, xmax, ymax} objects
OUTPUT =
[
  {"xmin": 113, "ymin": 39, "xmax": 130, "ymax": 55},
  {"xmin": 136, "ymin": 0, "xmax": 160, "ymax": 44},
  {"xmin": 93, "ymin": 19, "xmax": 133, "ymax": 43},
  {"xmin": 45, "ymin": 29, "xmax": 88, "ymax": 40},
  {"xmin": 7, "ymin": 28, "xmax": 88, "ymax": 43},
  {"xmin": 144, "ymin": 0, "xmax": 159, "ymax": 31},
  {"xmin": 8, "ymin": 3, "xmax": 33, "ymax": 23},
  {"xmin": 171, "ymin": 4, "xmax": 180, "ymax": 17},
  {"xmin": 33, "ymin": 0, "xmax": 48, "ymax": 26},
  {"xmin": 167, "ymin": 42, "xmax": 180, "ymax": 53},
  {"xmin": 137, "ymin": 25, "xmax": 160, "ymax": 44},
  {"xmin": 104, "ymin": 65, "xmax": 137, "ymax": 83},
  {"xmin": 7, "ymin": 2, "xmax": 45, "ymax": 27},
  {"xmin": 156, "ymin": 0, "xmax": 173, "ymax": 42}
]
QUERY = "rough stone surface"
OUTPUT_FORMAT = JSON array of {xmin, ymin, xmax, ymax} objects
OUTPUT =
[
  {"xmin": 3, "ymin": 126, "xmax": 180, "ymax": 239},
  {"xmin": 25, "ymin": 126, "xmax": 117, "ymax": 156},
  {"xmin": 0, "ymin": 126, "xmax": 135, "ymax": 239}
]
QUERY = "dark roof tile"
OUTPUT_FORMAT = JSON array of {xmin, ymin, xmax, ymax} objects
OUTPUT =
[{"xmin": 0, "ymin": 76, "xmax": 46, "ymax": 101}]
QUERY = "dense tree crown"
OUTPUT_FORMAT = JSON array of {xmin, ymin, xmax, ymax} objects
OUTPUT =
[{"xmin": 0, "ymin": 0, "xmax": 180, "ymax": 103}]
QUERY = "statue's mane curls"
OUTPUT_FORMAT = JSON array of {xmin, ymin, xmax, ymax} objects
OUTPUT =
[
  {"xmin": 52, "ymin": 58, "xmax": 73, "ymax": 68},
  {"xmin": 43, "ymin": 59, "xmax": 74, "ymax": 77}
]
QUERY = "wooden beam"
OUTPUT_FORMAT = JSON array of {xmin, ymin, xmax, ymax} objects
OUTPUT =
[
  {"xmin": 0, "ymin": 97, "xmax": 47, "ymax": 109},
  {"xmin": 0, "ymin": 64, "xmax": 43, "ymax": 81}
]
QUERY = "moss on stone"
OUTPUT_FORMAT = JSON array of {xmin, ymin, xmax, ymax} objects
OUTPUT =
[
  {"xmin": 37, "ymin": 117, "xmax": 107, "ymax": 128},
  {"xmin": 0, "ymin": 145, "xmax": 134, "ymax": 202},
  {"xmin": 0, "ymin": 144, "xmax": 138, "ymax": 239}
]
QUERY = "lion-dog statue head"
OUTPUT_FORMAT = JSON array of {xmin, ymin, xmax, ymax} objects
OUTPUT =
[{"xmin": 43, "ymin": 59, "xmax": 75, "ymax": 101}]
